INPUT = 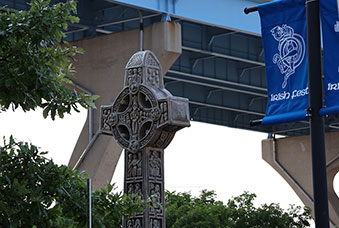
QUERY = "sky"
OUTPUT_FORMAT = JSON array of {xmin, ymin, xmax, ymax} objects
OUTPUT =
[{"xmin": 1, "ymin": 107, "xmax": 338, "ymax": 227}]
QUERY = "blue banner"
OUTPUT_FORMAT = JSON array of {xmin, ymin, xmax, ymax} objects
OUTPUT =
[
  {"xmin": 319, "ymin": 0, "xmax": 339, "ymax": 116},
  {"xmin": 258, "ymin": 0, "xmax": 309, "ymax": 126}
]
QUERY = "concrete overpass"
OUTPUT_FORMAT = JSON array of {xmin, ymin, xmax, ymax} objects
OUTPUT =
[{"xmin": 3, "ymin": 0, "xmax": 339, "ymax": 226}]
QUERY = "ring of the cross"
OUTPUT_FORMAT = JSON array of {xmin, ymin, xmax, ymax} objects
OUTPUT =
[{"xmin": 111, "ymin": 85, "xmax": 161, "ymax": 151}]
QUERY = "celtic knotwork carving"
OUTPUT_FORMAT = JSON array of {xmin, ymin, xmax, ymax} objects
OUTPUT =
[
  {"xmin": 145, "ymin": 53, "xmax": 160, "ymax": 67},
  {"xmin": 158, "ymin": 101, "xmax": 168, "ymax": 127},
  {"xmin": 126, "ymin": 52, "xmax": 145, "ymax": 68},
  {"xmin": 101, "ymin": 105, "xmax": 115, "ymax": 133},
  {"xmin": 154, "ymin": 131, "xmax": 175, "ymax": 149},
  {"xmin": 111, "ymin": 85, "xmax": 161, "ymax": 151}
]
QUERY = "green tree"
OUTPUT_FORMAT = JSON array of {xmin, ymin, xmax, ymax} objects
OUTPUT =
[
  {"xmin": 0, "ymin": 1, "xmax": 145, "ymax": 227},
  {"xmin": 0, "ymin": 0, "xmax": 98, "ymax": 120},
  {"xmin": 165, "ymin": 190, "xmax": 312, "ymax": 228},
  {"xmin": 0, "ymin": 136, "xmax": 146, "ymax": 227}
]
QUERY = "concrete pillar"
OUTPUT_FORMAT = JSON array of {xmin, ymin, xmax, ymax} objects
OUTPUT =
[
  {"xmin": 68, "ymin": 21, "xmax": 182, "ymax": 190},
  {"xmin": 262, "ymin": 132, "xmax": 339, "ymax": 227}
]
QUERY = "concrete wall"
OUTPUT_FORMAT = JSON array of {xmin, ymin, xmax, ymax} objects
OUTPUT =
[
  {"xmin": 68, "ymin": 21, "xmax": 182, "ymax": 190},
  {"xmin": 262, "ymin": 132, "xmax": 339, "ymax": 226}
]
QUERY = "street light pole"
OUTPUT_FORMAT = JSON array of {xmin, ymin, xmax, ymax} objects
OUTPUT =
[
  {"xmin": 306, "ymin": 0, "xmax": 330, "ymax": 227},
  {"xmin": 244, "ymin": 1, "xmax": 331, "ymax": 226}
]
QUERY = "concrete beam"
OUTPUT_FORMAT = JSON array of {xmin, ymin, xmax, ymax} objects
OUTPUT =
[
  {"xmin": 110, "ymin": 0, "xmax": 262, "ymax": 35},
  {"xmin": 262, "ymin": 132, "xmax": 339, "ymax": 227},
  {"xmin": 68, "ymin": 21, "xmax": 182, "ymax": 190}
]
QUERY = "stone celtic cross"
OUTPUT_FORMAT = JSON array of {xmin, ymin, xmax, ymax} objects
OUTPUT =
[{"xmin": 100, "ymin": 50, "xmax": 190, "ymax": 228}]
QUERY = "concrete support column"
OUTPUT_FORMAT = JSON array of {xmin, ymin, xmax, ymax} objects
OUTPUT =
[
  {"xmin": 68, "ymin": 21, "xmax": 182, "ymax": 190},
  {"xmin": 262, "ymin": 132, "xmax": 339, "ymax": 227}
]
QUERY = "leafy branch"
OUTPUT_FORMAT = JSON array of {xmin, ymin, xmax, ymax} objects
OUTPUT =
[{"xmin": 0, "ymin": 0, "xmax": 99, "ymax": 120}]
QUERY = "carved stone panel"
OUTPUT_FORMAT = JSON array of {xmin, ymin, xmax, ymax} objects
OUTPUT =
[
  {"xmin": 127, "ymin": 151, "xmax": 143, "ymax": 178},
  {"xmin": 149, "ymin": 150, "xmax": 162, "ymax": 179},
  {"xmin": 124, "ymin": 147, "xmax": 165, "ymax": 228},
  {"xmin": 100, "ymin": 105, "xmax": 114, "ymax": 135},
  {"xmin": 150, "ymin": 218, "xmax": 162, "ymax": 228},
  {"xmin": 126, "ymin": 217, "xmax": 143, "ymax": 228},
  {"xmin": 149, "ymin": 182, "xmax": 163, "ymax": 215}
]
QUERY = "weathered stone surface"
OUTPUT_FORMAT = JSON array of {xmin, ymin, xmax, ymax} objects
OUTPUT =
[
  {"xmin": 100, "ymin": 51, "xmax": 190, "ymax": 151},
  {"xmin": 100, "ymin": 50, "xmax": 190, "ymax": 228}
]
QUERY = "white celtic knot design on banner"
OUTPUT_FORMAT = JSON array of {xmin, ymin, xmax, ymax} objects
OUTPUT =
[
  {"xmin": 271, "ymin": 24, "xmax": 306, "ymax": 88},
  {"xmin": 335, "ymin": 21, "xmax": 339, "ymax": 32}
]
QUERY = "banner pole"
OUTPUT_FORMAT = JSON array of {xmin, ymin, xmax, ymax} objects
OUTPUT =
[{"xmin": 306, "ymin": 1, "xmax": 330, "ymax": 228}]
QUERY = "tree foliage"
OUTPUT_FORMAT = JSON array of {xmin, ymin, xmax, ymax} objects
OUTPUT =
[
  {"xmin": 0, "ymin": 0, "xmax": 98, "ymax": 119},
  {"xmin": 0, "ymin": 137, "xmax": 313, "ymax": 228},
  {"xmin": 165, "ymin": 190, "xmax": 312, "ymax": 228},
  {"xmin": 0, "ymin": 137, "xmax": 145, "ymax": 227}
]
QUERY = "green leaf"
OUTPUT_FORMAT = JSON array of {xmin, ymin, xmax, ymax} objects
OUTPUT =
[
  {"xmin": 86, "ymin": 101, "xmax": 96, "ymax": 109},
  {"xmin": 43, "ymin": 105, "xmax": 51, "ymax": 119},
  {"xmin": 91, "ymin": 95, "xmax": 100, "ymax": 100},
  {"xmin": 9, "ymin": 135, "xmax": 14, "ymax": 145},
  {"xmin": 50, "ymin": 106, "xmax": 57, "ymax": 120},
  {"xmin": 60, "ymin": 77, "xmax": 72, "ymax": 84},
  {"xmin": 57, "ymin": 108, "xmax": 64, "ymax": 118}
]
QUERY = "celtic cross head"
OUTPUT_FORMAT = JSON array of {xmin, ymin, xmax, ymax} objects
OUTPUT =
[{"xmin": 100, "ymin": 50, "xmax": 190, "ymax": 152}]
